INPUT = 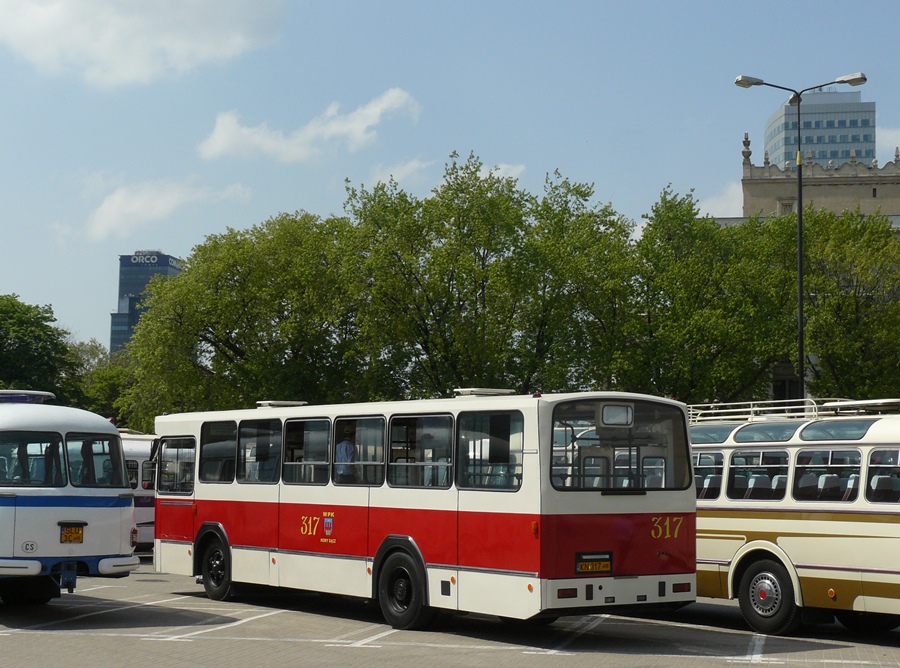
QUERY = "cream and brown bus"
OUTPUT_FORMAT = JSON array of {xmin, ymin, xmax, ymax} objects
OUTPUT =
[{"xmin": 690, "ymin": 398, "xmax": 900, "ymax": 635}]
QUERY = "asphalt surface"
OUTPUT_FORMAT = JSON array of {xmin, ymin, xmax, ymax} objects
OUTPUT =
[{"xmin": 1, "ymin": 556, "xmax": 899, "ymax": 667}]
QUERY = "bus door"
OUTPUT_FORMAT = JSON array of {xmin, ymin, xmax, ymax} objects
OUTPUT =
[
  {"xmin": 278, "ymin": 417, "xmax": 370, "ymax": 596},
  {"xmin": 230, "ymin": 418, "xmax": 282, "ymax": 586},
  {"xmin": 456, "ymin": 409, "xmax": 537, "ymax": 618},
  {"xmin": 154, "ymin": 436, "xmax": 196, "ymax": 574},
  {"xmin": 369, "ymin": 415, "xmax": 458, "ymax": 610}
]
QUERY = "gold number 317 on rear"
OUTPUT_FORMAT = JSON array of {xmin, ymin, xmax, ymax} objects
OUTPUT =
[{"xmin": 651, "ymin": 515, "xmax": 683, "ymax": 539}]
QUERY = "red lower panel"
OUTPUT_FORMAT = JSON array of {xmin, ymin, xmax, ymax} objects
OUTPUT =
[
  {"xmin": 541, "ymin": 511, "xmax": 696, "ymax": 579},
  {"xmin": 159, "ymin": 498, "xmax": 694, "ymax": 579}
]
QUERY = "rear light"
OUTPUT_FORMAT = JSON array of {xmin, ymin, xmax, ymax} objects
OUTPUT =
[
  {"xmin": 556, "ymin": 588, "xmax": 578, "ymax": 599},
  {"xmin": 672, "ymin": 582, "xmax": 692, "ymax": 593},
  {"xmin": 131, "ymin": 526, "xmax": 139, "ymax": 549}
]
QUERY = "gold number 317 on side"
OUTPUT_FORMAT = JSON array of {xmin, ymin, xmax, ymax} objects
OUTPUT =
[{"xmin": 651, "ymin": 515, "xmax": 683, "ymax": 539}]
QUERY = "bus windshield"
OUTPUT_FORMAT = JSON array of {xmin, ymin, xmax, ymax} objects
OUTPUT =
[
  {"xmin": 66, "ymin": 432, "xmax": 129, "ymax": 488},
  {"xmin": 552, "ymin": 398, "xmax": 690, "ymax": 491}
]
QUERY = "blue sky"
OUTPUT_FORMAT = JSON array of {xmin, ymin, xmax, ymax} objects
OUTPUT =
[{"xmin": 3, "ymin": 0, "xmax": 900, "ymax": 347}]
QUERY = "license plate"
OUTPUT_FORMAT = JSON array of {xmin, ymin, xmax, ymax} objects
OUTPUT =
[
  {"xmin": 60, "ymin": 526, "xmax": 83, "ymax": 544},
  {"xmin": 576, "ymin": 552, "xmax": 612, "ymax": 574}
]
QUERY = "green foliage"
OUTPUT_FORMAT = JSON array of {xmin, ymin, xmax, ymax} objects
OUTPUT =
[
  {"xmin": 0, "ymin": 294, "xmax": 80, "ymax": 403},
  {"xmin": 346, "ymin": 153, "xmax": 538, "ymax": 396},
  {"xmin": 625, "ymin": 189, "xmax": 795, "ymax": 403},
  {"xmin": 120, "ymin": 211, "xmax": 361, "ymax": 429},
  {"xmin": 40, "ymin": 153, "xmax": 900, "ymax": 424},
  {"xmin": 804, "ymin": 209, "xmax": 900, "ymax": 398}
]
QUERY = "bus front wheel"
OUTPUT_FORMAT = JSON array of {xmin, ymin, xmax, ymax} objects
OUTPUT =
[
  {"xmin": 738, "ymin": 559, "xmax": 801, "ymax": 635},
  {"xmin": 201, "ymin": 538, "xmax": 234, "ymax": 601},
  {"xmin": 377, "ymin": 551, "xmax": 434, "ymax": 630}
]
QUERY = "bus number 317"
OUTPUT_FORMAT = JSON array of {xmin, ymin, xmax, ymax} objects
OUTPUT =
[
  {"xmin": 300, "ymin": 516, "xmax": 320, "ymax": 536},
  {"xmin": 651, "ymin": 516, "xmax": 683, "ymax": 539}
]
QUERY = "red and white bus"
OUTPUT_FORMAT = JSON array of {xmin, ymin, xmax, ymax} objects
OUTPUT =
[{"xmin": 151, "ymin": 389, "xmax": 695, "ymax": 628}]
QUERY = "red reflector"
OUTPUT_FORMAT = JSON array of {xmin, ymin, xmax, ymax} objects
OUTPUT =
[
  {"xmin": 672, "ymin": 582, "xmax": 692, "ymax": 593},
  {"xmin": 557, "ymin": 588, "xmax": 578, "ymax": 599}
]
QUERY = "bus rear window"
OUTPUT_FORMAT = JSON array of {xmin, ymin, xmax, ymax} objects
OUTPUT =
[{"xmin": 551, "ymin": 399, "xmax": 690, "ymax": 491}]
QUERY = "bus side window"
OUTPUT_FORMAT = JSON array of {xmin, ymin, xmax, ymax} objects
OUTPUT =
[
  {"xmin": 237, "ymin": 419, "xmax": 282, "ymax": 484},
  {"xmin": 332, "ymin": 417, "xmax": 385, "ymax": 486},
  {"xmin": 283, "ymin": 419, "xmax": 330, "ymax": 485},
  {"xmin": 456, "ymin": 411, "xmax": 523, "ymax": 491},
  {"xmin": 867, "ymin": 448, "xmax": 900, "ymax": 503},
  {"xmin": 388, "ymin": 415, "xmax": 452, "ymax": 488}
]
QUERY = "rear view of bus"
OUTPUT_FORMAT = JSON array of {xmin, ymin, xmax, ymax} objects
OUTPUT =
[
  {"xmin": 540, "ymin": 395, "xmax": 696, "ymax": 615},
  {"xmin": 0, "ymin": 392, "xmax": 140, "ymax": 605}
]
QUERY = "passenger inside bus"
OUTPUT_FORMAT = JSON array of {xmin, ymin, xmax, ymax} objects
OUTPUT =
[{"xmin": 335, "ymin": 424, "xmax": 359, "ymax": 484}]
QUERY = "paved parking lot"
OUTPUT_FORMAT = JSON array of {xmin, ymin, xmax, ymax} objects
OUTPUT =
[{"xmin": 1, "ymin": 557, "xmax": 899, "ymax": 667}]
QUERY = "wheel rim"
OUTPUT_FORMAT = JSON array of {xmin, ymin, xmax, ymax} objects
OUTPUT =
[
  {"xmin": 388, "ymin": 568, "xmax": 412, "ymax": 612},
  {"xmin": 748, "ymin": 571, "xmax": 783, "ymax": 618},
  {"xmin": 207, "ymin": 548, "xmax": 226, "ymax": 588}
]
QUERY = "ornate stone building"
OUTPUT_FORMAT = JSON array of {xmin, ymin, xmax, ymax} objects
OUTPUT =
[{"xmin": 739, "ymin": 133, "xmax": 900, "ymax": 222}]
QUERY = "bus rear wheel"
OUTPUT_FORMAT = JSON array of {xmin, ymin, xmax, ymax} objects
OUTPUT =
[
  {"xmin": 835, "ymin": 610, "xmax": 900, "ymax": 633},
  {"xmin": 738, "ymin": 559, "xmax": 801, "ymax": 635},
  {"xmin": 201, "ymin": 538, "xmax": 235, "ymax": 601},
  {"xmin": 377, "ymin": 551, "xmax": 433, "ymax": 630},
  {"xmin": 0, "ymin": 576, "xmax": 59, "ymax": 605}
]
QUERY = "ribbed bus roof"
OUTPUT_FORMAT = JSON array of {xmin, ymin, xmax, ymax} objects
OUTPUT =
[{"xmin": 688, "ymin": 398, "xmax": 900, "ymax": 423}]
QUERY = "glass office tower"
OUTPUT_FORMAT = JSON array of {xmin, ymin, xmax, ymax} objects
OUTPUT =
[
  {"xmin": 764, "ymin": 89, "xmax": 875, "ymax": 170},
  {"xmin": 110, "ymin": 250, "xmax": 182, "ymax": 352}
]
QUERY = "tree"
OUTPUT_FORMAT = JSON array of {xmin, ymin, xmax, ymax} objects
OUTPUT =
[
  {"xmin": 347, "ymin": 152, "xmax": 554, "ymax": 396},
  {"xmin": 70, "ymin": 339, "xmax": 139, "ymax": 425},
  {"xmin": 804, "ymin": 209, "xmax": 900, "ymax": 398},
  {"xmin": 625, "ymin": 189, "xmax": 793, "ymax": 403},
  {"xmin": 0, "ymin": 294, "xmax": 81, "ymax": 403},
  {"xmin": 523, "ymin": 171, "xmax": 636, "ymax": 391},
  {"xmin": 120, "ymin": 211, "xmax": 357, "ymax": 430}
]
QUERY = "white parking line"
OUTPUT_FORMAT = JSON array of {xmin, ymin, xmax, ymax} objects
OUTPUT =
[
  {"xmin": 148, "ymin": 609, "xmax": 286, "ymax": 642},
  {"xmin": 524, "ymin": 614, "xmax": 608, "ymax": 655},
  {"xmin": 325, "ymin": 627, "xmax": 399, "ymax": 648}
]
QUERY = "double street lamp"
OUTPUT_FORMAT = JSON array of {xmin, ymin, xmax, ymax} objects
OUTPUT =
[{"xmin": 734, "ymin": 72, "xmax": 867, "ymax": 398}]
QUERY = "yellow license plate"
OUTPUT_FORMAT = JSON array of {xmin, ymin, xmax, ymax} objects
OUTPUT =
[
  {"xmin": 576, "ymin": 551, "xmax": 612, "ymax": 574},
  {"xmin": 60, "ymin": 526, "xmax": 83, "ymax": 544}
]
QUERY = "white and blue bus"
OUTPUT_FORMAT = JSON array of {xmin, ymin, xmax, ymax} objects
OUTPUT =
[{"xmin": 0, "ymin": 391, "xmax": 140, "ymax": 604}]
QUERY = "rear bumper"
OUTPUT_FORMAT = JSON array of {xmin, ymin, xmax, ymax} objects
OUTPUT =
[
  {"xmin": 0, "ymin": 559, "xmax": 42, "ymax": 577},
  {"xmin": 99, "ymin": 555, "xmax": 141, "ymax": 575}
]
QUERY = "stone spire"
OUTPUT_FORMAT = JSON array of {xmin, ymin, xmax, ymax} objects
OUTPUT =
[{"xmin": 742, "ymin": 133, "xmax": 752, "ymax": 165}]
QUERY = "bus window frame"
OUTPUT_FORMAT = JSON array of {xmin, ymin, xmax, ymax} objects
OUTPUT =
[
  {"xmin": 387, "ymin": 413, "xmax": 453, "ymax": 489},
  {"xmin": 456, "ymin": 409, "xmax": 524, "ymax": 491}
]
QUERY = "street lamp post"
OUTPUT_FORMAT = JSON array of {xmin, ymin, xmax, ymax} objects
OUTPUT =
[{"xmin": 734, "ymin": 72, "xmax": 867, "ymax": 398}]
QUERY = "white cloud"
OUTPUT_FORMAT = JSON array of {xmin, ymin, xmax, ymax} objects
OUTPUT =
[
  {"xmin": 493, "ymin": 163, "xmax": 526, "ymax": 179},
  {"xmin": 198, "ymin": 88, "xmax": 421, "ymax": 162},
  {"xmin": 87, "ymin": 179, "xmax": 250, "ymax": 241},
  {"xmin": 371, "ymin": 159, "xmax": 434, "ymax": 185},
  {"xmin": 698, "ymin": 181, "xmax": 744, "ymax": 219},
  {"xmin": 477, "ymin": 163, "xmax": 526, "ymax": 180},
  {"xmin": 0, "ymin": 0, "xmax": 281, "ymax": 88}
]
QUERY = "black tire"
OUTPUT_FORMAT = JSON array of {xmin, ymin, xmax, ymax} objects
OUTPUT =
[
  {"xmin": 0, "ymin": 576, "xmax": 58, "ymax": 605},
  {"xmin": 738, "ymin": 559, "xmax": 801, "ymax": 635},
  {"xmin": 377, "ymin": 551, "xmax": 434, "ymax": 630},
  {"xmin": 835, "ymin": 610, "xmax": 900, "ymax": 633},
  {"xmin": 201, "ymin": 537, "xmax": 235, "ymax": 601}
]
